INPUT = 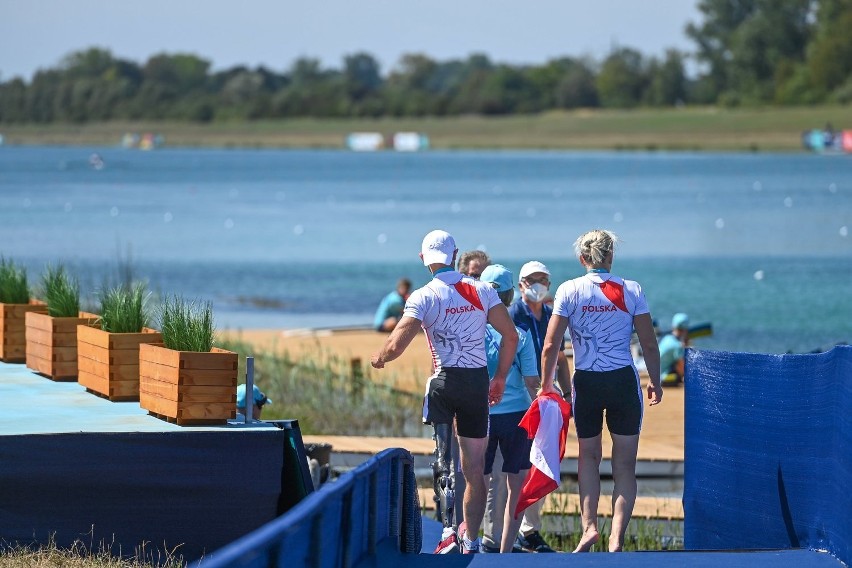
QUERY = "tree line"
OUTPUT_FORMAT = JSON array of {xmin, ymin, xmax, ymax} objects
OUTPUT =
[{"xmin": 1, "ymin": 0, "xmax": 850, "ymax": 124}]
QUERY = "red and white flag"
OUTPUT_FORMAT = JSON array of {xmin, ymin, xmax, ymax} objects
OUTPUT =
[{"xmin": 514, "ymin": 392, "xmax": 572, "ymax": 519}]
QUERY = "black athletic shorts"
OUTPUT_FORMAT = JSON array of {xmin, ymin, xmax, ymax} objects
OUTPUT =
[
  {"xmin": 484, "ymin": 410, "xmax": 532, "ymax": 475},
  {"xmin": 573, "ymin": 365, "xmax": 643, "ymax": 438},
  {"xmin": 423, "ymin": 366, "xmax": 490, "ymax": 438}
]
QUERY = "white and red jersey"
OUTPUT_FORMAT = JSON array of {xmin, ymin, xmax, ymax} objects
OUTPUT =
[
  {"xmin": 404, "ymin": 270, "xmax": 501, "ymax": 371},
  {"xmin": 552, "ymin": 272, "xmax": 649, "ymax": 372}
]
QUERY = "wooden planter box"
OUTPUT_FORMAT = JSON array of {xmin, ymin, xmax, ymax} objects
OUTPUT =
[
  {"xmin": 0, "ymin": 300, "xmax": 48, "ymax": 362},
  {"xmin": 77, "ymin": 326, "xmax": 163, "ymax": 401},
  {"xmin": 139, "ymin": 343, "xmax": 238, "ymax": 425},
  {"xmin": 25, "ymin": 311, "xmax": 99, "ymax": 380}
]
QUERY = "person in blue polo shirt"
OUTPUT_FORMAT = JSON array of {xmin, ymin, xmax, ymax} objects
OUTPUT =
[
  {"xmin": 507, "ymin": 260, "xmax": 570, "ymax": 553},
  {"xmin": 478, "ymin": 264, "xmax": 540, "ymax": 553}
]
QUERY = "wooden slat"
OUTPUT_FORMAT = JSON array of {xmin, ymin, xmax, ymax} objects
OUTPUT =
[
  {"xmin": 140, "ymin": 359, "xmax": 237, "ymax": 386},
  {"xmin": 178, "ymin": 402, "xmax": 234, "ymax": 420},
  {"xmin": 77, "ymin": 355, "xmax": 139, "ymax": 381},
  {"xmin": 26, "ymin": 342, "xmax": 77, "ymax": 362},
  {"xmin": 26, "ymin": 353, "xmax": 52, "ymax": 376},
  {"xmin": 138, "ymin": 376, "xmax": 233, "ymax": 402},
  {"xmin": 0, "ymin": 343, "xmax": 26, "ymax": 361},
  {"xmin": 51, "ymin": 361, "xmax": 78, "ymax": 380},
  {"xmin": 0, "ymin": 302, "xmax": 48, "ymax": 320},
  {"xmin": 78, "ymin": 370, "xmax": 109, "ymax": 394},
  {"xmin": 139, "ymin": 393, "xmax": 232, "ymax": 423},
  {"xmin": 77, "ymin": 325, "xmax": 162, "ymax": 350},
  {"xmin": 139, "ymin": 344, "xmax": 238, "ymax": 371},
  {"xmin": 80, "ymin": 371, "xmax": 139, "ymax": 400},
  {"xmin": 108, "ymin": 330, "xmax": 163, "ymax": 349},
  {"xmin": 27, "ymin": 328, "xmax": 78, "ymax": 348},
  {"xmin": 140, "ymin": 391, "xmax": 177, "ymax": 417},
  {"xmin": 25, "ymin": 312, "xmax": 55, "ymax": 332}
]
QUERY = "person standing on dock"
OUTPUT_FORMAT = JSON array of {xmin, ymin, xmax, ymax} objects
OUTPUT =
[
  {"xmin": 478, "ymin": 264, "xmax": 540, "ymax": 553},
  {"xmin": 540, "ymin": 229, "xmax": 662, "ymax": 553},
  {"xmin": 457, "ymin": 250, "xmax": 491, "ymax": 280},
  {"xmin": 508, "ymin": 260, "xmax": 570, "ymax": 553},
  {"xmin": 371, "ymin": 229, "xmax": 518, "ymax": 554}
]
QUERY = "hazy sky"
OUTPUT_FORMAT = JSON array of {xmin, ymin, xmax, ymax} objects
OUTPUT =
[{"xmin": 1, "ymin": 1, "xmax": 701, "ymax": 81}]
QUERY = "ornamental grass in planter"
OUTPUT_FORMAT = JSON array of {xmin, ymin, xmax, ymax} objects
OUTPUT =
[
  {"xmin": 0, "ymin": 257, "xmax": 47, "ymax": 362},
  {"xmin": 78, "ymin": 283, "xmax": 162, "ymax": 401},
  {"xmin": 25, "ymin": 264, "xmax": 98, "ymax": 380},
  {"xmin": 139, "ymin": 297, "xmax": 237, "ymax": 425}
]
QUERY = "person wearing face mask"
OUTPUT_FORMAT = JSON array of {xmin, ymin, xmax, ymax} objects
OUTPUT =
[{"xmin": 506, "ymin": 260, "xmax": 571, "ymax": 553}]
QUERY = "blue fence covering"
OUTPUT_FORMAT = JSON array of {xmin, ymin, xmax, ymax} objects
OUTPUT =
[
  {"xmin": 193, "ymin": 448, "xmax": 420, "ymax": 568},
  {"xmin": 684, "ymin": 345, "xmax": 851, "ymax": 565}
]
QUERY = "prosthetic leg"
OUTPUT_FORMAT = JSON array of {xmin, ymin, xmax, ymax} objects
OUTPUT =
[{"xmin": 431, "ymin": 422, "xmax": 457, "ymax": 529}]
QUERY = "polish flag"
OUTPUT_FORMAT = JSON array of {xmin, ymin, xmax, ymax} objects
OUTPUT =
[{"xmin": 514, "ymin": 392, "xmax": 572, "ymax": 519}]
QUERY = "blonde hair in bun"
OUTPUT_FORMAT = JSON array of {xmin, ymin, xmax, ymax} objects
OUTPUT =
[{"xmin": 574, "ymin": 229, "xmax": 618, "ymax": 266}]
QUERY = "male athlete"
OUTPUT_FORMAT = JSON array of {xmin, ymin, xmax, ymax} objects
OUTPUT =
[{"xmin": 371, "ymin": 229, "xmax": 518, "ymax": 554}]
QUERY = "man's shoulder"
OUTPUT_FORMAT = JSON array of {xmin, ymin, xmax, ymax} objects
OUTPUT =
[{"xmin": 508, "ymin": 300, "xmax": 527, "ymax": 319}]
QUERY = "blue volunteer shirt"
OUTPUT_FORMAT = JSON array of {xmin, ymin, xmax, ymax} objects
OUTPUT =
[
  {"xmin": 508, "ymin": 300, "xmax": 563, "ymax": 376},
  {"xmin": 658, "ymin": 333, "xmax": 685, "ymax": 374},
  {"xmin": 373, "ymin": 290, "xmax": 405, "ymax": 330},
  {"xmin": 485, "ymin": 325, "xmax": 537, "ymax": 414}
]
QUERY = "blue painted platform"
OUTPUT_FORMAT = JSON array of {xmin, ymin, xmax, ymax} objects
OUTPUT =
[
  {"xmin": 0, "ymin": 360, "xmax": 270, "ymax": 434},
  {"xmin": 0, "ymin": 361, "xmax": 309, "ymax": 562}
]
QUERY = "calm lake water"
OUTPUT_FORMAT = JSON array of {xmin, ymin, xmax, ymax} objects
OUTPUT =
[{"xmin": 1, "ymin": 146, "xmax": 850, "ymax": 355}]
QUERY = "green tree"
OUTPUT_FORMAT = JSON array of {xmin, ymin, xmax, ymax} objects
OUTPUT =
[
  {"xmin": 0, "ymin": 78, "xmax": 28, "ymax": 122},
  {"xmin": 646, "ymin": 49, "xmax": 688, "ymax": 106},
  {"xmin": 343, "ymin": 52, "xmax": 383, "ymax": 101},
  {"xmin": 806, "ymin": 0, "xmax": 852, "ymax": 96},
  {"xmin": 686, "ymin": 0, "xmax": 814, "ymax": 103},
  {"xmin": 596, "ymin": 48, "xmax": 648, "ymax": 108},
  {"xmin": 554, "ymin": 59, "xmax": 598, "ymax": 108}
]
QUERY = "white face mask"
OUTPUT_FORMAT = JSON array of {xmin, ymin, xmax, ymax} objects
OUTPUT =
[{"xmin": 523, "ymin": 282, "xmax": 548, "ymax": 303}]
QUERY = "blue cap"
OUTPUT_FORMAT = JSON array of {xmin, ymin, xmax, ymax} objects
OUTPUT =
[
  {"xmin": 237, "ymin": 384, "xmax": 272, "ymax": 409},
  {"xmin": 672, "ymin": 313, "xmax": 690, "ymax": 330},
  {"xmin": 480, "ymin": 264, "xmax": 514, "ymax": 293}
]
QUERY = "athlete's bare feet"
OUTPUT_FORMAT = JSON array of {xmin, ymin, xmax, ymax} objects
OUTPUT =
[
  {"xmin": 608, "ymin": 538, "xmax": 623, "ymax": 552},
  {"xmin": 573, "ymin": 528, "xmax": 599, "ymax": 552}
]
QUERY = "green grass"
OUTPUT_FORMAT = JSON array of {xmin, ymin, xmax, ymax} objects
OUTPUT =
[
  {"xmin": 0, "ymin": 535, "xmax": 185, "ymax": 568},
  {"xmin": 1, "ymin": 104, "xmax": 848, "ymax": 151},
  {"xmin": 0, "ymin": 257, "xmax": 30, "ymax": 304},
  {"xmin": 219, "ymin": 336, "xmax": 428, "ymax": 437},
  {"xmin": 158, "ymin": 296, "xmax": 214, "ymax": 352},
  {"xmin": 541, "ymin": 491, "xmax": 683, "ymax": 552},
  {"xmin": 97, "ymin": 283, "xmax": 150, "ymax": 333},
  {"xmin": 40, "ymin": 264, "xmax": 80, "ymax": 317}
]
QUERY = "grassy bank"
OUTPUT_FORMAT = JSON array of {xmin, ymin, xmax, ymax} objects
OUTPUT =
[{"xmin": 1, "ymin": 105, "xmax": 847, "ymax": 151}]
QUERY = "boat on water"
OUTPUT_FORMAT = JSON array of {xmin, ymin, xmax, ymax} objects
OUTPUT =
[
  {"xmin": 121, "ymin": 132, "xmax": 164, "ymax": 150},
  {"xmin": 801, "ymin": 127, "xmax": 852, "ymax": 154}
]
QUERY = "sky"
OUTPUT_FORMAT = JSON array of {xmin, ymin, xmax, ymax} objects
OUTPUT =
[{"xmin": 0, "ymin": 1, "xmax": 701, "ymax": 81}]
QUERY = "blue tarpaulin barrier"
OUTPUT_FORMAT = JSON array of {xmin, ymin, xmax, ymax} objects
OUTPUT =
[{"xmin": 684, "ymin": 345, "xmax": 851, "ymax": 565}]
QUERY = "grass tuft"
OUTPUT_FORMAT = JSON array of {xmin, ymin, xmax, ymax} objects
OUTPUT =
[
  {"xmin": 98, "ymin": 283, "xmax": 151, "ymax": 333},
  {"xmin": 41, "ymin": 264, "xmax": 80, "ymax": 317},
  {"xmin": 159, "ymin": 296, "xmax": 214, "ymax": 352},
  {"xmin": 0, "ymin": 533, "xmax": 185, "ymax": 567},
  {"xmin": 219, "ymin": 336, "xmax": 428, "ymax": 437},
  {"xmin": 0, "ymin": 257, "xmax": 30, "ymax": 304}
]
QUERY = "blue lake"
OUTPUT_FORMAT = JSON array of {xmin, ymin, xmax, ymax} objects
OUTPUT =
[{"xmin": 1, "ymin": 146, "xmax": 850, "ymax": 354}]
